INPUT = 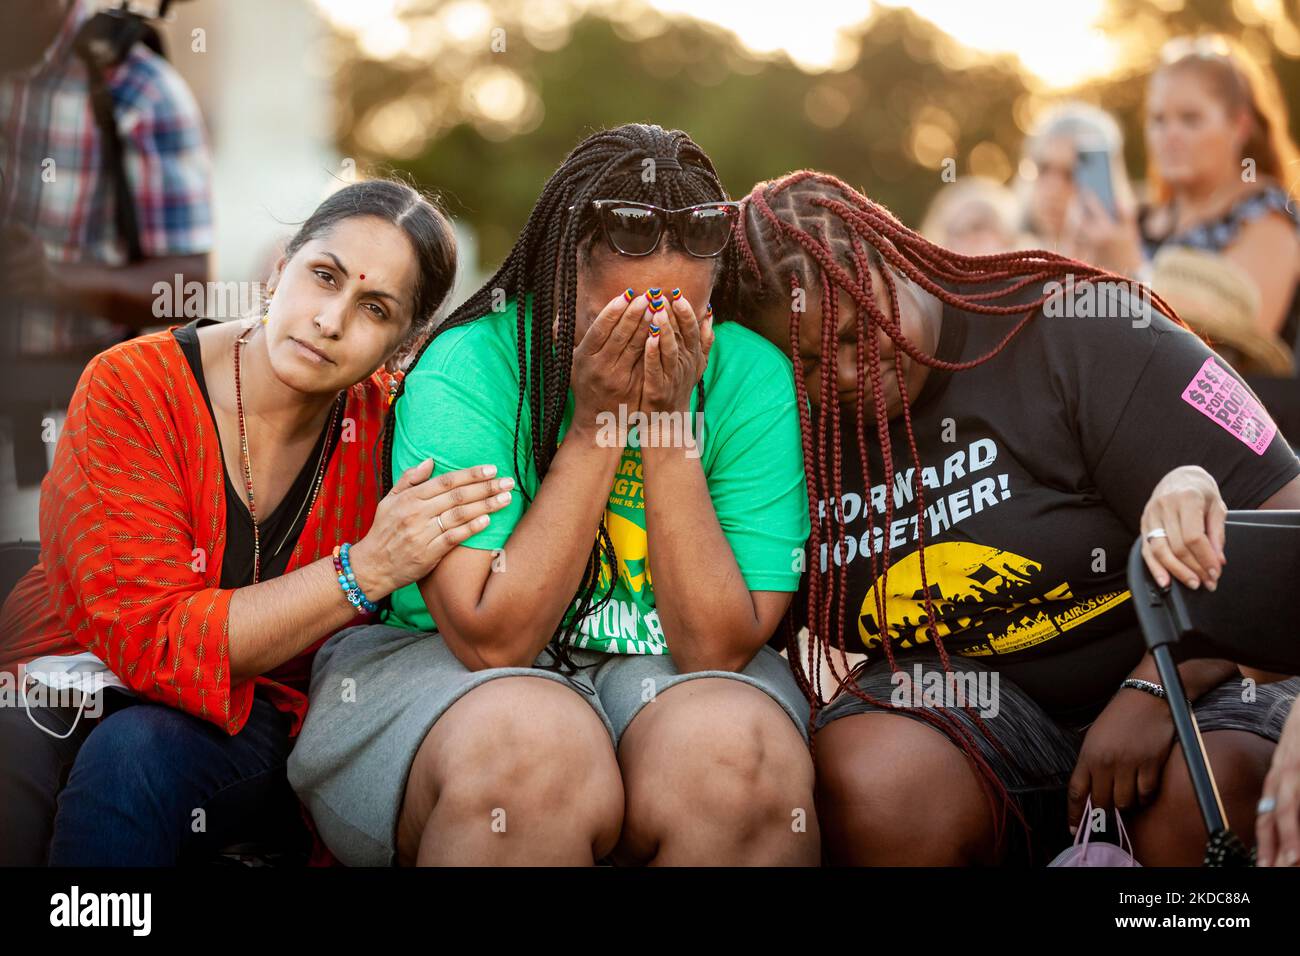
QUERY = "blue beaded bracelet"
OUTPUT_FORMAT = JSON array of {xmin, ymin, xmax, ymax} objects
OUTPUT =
[
  {"xmin": 332, "ymin": 542, "xmax": 378, "ymax": 614},
  {"xmin": 342, "ymin": 543, "xmax": 378, "ymax": 613}
]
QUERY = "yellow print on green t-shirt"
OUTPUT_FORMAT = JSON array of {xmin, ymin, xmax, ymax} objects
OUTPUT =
[{"xmin": 574, "ymin": 443, "xmax": 666, "ymax": 654}]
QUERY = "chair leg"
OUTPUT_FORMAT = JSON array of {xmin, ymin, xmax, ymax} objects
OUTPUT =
[{"xmin": 1152, "ymin": 644, "xmax": 1230, "ymax": 837}]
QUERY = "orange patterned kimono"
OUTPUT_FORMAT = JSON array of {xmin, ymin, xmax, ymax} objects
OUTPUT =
[{"xmin": 0, "ymin": 325, "xmax": 391, "ymax": 737}]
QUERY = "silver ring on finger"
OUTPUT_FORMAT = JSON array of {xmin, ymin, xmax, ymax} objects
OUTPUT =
[
  {"xmin": 1258, "ymin": 795, "xmax": 1278, "ymax": 815},
  {"xmin": 435, "ymin": 512, "xmax": 447, "ymax": 535},
  {"xmin": 1145, "ymin": 527, "xmax": 1168, "ymax": 543}
]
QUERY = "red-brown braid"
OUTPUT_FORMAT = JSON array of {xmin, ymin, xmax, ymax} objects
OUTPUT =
[{"xmin": 729, "ymin": 169, "xmax": 1195, "ymax": 853}]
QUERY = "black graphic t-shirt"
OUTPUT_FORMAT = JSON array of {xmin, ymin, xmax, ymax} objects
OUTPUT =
[{"xmin": 808, "ymin": 285, "xmax": 1300, "ymax": 723}]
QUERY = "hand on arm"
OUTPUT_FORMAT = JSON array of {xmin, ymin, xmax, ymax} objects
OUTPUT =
[{"xmin": 227, "ymin": 459, "xmax": 512, "ymax": 681}]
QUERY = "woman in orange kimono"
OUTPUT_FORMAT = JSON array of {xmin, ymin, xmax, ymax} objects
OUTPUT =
[{"xmin": 0, "ymin": 180, "xmax": 513, "ymax": 865}]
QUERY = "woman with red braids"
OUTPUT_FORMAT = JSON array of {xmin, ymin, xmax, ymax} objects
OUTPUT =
[{"xmin": 725, "ymin": 169, "xmax": 1300, "ymax": 866}]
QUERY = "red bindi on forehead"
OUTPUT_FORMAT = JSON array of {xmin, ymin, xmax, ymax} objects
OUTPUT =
[{"xmin": 360, "ymin": 273, "xmax": 365, "ymax": 280}]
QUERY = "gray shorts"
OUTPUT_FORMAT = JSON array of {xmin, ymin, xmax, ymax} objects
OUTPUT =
[
  {"xmin": 815, "ymin": 653, "xmax": 1299, "ymax": 865},
  {"xmin": 286, "ymin": 623, "xmax": 811, "ymax": 867}
]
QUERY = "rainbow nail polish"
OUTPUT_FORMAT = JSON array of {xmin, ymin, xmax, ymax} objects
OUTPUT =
[
  {"xmin": 670, "ymin": 288, "xmax": 682, "ymax": 300},
  {"xmin": 649, "ymin": 326, "xmax": 661, "ymax": 337},
  {"xmin": 648, "ymin": 298, "xmax": 666, "ymax": 313},
  {"xmin": 623, "ymin": 288, "xmax": 636, "ymax": 302},
  {"xmin": 648, "ymin": 287, "xmax": 662, "ymax": 297}
]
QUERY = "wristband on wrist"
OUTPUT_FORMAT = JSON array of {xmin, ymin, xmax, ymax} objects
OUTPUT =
[
  {"xmin": 1119, "ymin": 677, "xmax": 1191, "ymax": 709},
  {"xmin": 333, "ymin": 542, "xmax": 378, "ymax": 614},
  {"xmin": 1120, "ymin": 677, "xmax": 1167, "ymax": 699}
]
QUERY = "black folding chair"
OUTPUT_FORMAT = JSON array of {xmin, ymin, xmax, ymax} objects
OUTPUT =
[{"xmin": 1126, "ymin": 510, "xmax": 1300, "ymax": 866}]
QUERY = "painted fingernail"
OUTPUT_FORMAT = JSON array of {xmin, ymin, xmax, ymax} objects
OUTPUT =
[
  {"xmin": 649, "ymin": 326, "xmax": 661, "ymax": 337},
  {"xmin": 704, "ymin": 302, "xmax": 714, "ymax": 318},
  {"xmin": 623, "ymin": 288, "xmax": 636, "ymax": 302},
  {"xmin": 648, "ymin": 299, "xmax": 666, "ymax": 313},
  {"xmin": 670, "ymin": 287, "xmax": 682, "ymax": 300},
  {"xmin": 648, "ymin": 287, "xmax": 661, "ymax": 297}
]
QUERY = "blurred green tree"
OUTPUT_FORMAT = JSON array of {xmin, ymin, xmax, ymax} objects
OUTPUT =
[
  {"xmin": 333, "ymin": 4, "xmax": 1029, "ymax": 266},
  {"xmin": 328, "ymin": 0, "xmax": 1299, "ymax": 272}
]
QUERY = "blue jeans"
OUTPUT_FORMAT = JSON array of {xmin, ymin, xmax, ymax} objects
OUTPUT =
[{"xmin": 36, "ymin": 691, "xmax": 307, "ymax": 866}]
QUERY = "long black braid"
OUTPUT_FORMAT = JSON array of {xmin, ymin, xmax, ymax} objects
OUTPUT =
[{"xmin": 378, "ymin": 123, "xmax": 728, "ymax": 670}]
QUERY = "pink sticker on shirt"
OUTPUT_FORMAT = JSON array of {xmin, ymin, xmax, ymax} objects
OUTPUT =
[{"xmin": 1180, "ymin": 357, "xmax": 1277, "ymax": 455}]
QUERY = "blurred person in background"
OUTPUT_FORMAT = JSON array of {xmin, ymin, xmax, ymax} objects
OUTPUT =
[
  {"xmin": 0, "ymin": 0, "xmax": 212, "ymax": 488},
  {"xmin": 920, "ymin": 176, "xmax": 1025, "ymax": 256},
  {"xmin": 1016, "ymin": 100, "xmax": 1142, "ymax": 274},
  {"xmin": 1139, "ymin": 35, "xmax": 1300, "ymax": 376}
]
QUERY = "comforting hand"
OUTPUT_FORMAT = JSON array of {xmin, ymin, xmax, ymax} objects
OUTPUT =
[
  {"xmin": 1139, "ymin": 464, "xmax": 1227, "ymax": 591},
  {"xmin": 349, "ymin": 458, "xmax": 513, "ymax": 598}
]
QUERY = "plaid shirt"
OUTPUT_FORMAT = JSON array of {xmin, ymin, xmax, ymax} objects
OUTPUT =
[{"xmin": 0, "ymin": 0, "xmax": 213, "ymax": 356}]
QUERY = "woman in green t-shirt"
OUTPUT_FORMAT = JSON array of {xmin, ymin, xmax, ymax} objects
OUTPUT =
[{"xmin": 287, "ymin": 124, "xmax": 817, "ymax": 866}]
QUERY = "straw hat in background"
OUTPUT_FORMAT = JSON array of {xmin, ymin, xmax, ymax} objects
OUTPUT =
[{"xmin": 1150, "ymin": 245, "xmax": 1294, "ymax": 376}]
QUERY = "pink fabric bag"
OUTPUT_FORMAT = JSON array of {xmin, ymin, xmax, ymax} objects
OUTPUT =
[{"xmin": 1048, "ymin": 796, "xmax": 1142, "ymax": 867}]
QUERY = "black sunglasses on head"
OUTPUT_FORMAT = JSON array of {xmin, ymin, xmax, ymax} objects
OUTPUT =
[{"xmin": 571, "ymin": 199, "xmax": 741, "ymax": 258}]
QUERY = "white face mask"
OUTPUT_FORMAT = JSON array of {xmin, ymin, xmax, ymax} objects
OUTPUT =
[
  {"xmin": 24, "ymin": 652, "xmax": 127, "ymax": 692},
  {"xmin": 20, "ymin": 653, "xmax": 131, "ymax": 740}
]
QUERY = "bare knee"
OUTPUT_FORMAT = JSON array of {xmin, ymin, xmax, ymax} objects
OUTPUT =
[
  {"xmin": 1132, "ymin": 730, "xmax": 1275, "ymax": 865},
  {"xmin": 814, "ymin": 712, "xmax": 997, "ymax": 866},
  {"xmin": 397, "ymin": 677, "xmax": 623, "ymax": 863},
  {"xmin": 618, "ymin": 679, "xmax": 817, "ymax": 864}
]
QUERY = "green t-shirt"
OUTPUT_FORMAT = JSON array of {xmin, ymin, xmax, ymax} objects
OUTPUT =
[{"xmin": 384, "ymin": 297, "xmax": 810, "ymax": 655}]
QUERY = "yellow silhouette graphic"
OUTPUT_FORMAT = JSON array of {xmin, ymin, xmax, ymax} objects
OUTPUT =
[
  {"xmin": 858, "ymin": 542, "xmax": 1076, "ymax": 653},
  {"xmin": 597, "ymin": 510, "xmax": 652, "ymax": 597}
]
